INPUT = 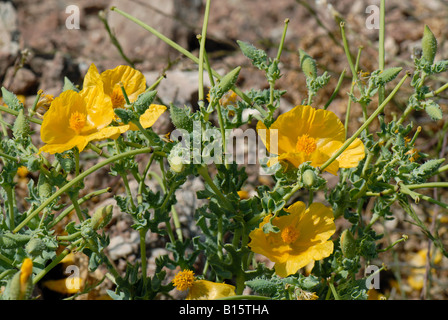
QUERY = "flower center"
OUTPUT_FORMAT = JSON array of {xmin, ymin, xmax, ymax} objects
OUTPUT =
[
  {"xmin": 281, "ymin": 226, "xmax": 299, "ymax": 244},
  {"xmin": 111, "ymin": 87, "xmax": 125, "ymax": 109},
  {"xmin": 172, "ymin": 269, "xmax": 195, "ymax": 291},
  {"xmin": 69, "ymin": 111, "xmax": 86, "ymax": 134},
  {"xmin": 296, "ymin": 134, "xmax": 317, "ymax": 155}
]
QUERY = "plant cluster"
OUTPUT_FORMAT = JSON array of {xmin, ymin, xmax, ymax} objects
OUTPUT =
[{"xmin": 1, "ymin": 1, "xmax": 448, "ymax": 300}]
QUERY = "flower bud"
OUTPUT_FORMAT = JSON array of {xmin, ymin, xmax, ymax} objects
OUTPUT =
[
  {"xmin": 5, "ymin": 258, "xmax": 33, "ymax": 300},
  {"xmin": 302, "ymin": 169, "xmax": 317, "ymax": 187},
  {"xmin": 90, "ymin": 205, "xmax": 113, "ymax": 230},
  {"xmin": 299, "ymin": 49, "xmax": 317, "ymax": 79},
  {"xmin": 424, "ymin": 100, "xmax": 442, "ymax": 121},
  {"xmin": 340, "ymin": 229, "xmax": 357, "ymax": 259},
  {"xmin": 422, "ymin": 25, "xmax": 437, "ymax": 65},
  {"xmin": 168, "ymin": 155, "xmax": 184, "ymax": 173},
  {"xmin": 12, "ymin": 109, "xmax": 30, "ymax": 140}
]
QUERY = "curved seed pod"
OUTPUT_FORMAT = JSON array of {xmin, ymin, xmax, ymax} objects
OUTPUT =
[
  {"xmin": 90, "ymin": 205, "xmax": 114, "ymax": 230},
  {"xmin": 210, "ymin": 66, "xmax": 241, "ymax": 101},
  {"xmin": 377, "ymin": 67, "xmax": 402, "ymax": 85},
  {"xmin": 340, "ymin": 229, "xmax": 357, "ymax": 259},
  {"xmin": 299, "ymin": 49, "xmax": 317, "ymax": 79},
  {"xmin": 422, "ymin": 25, "xmax": 437, "ymax": 65}
]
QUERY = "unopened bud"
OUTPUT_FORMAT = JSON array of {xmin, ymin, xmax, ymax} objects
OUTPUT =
[
  {"xmin": 340, "ymin": 229, "xmax": 357, "ymax": 259},
  {"xmin": 302, "ymin": 169, "xmax": 317, "ymax": 187},
  {"xmin": 422, "ymin": 25, "xmax": 437, "ymax": 65}
]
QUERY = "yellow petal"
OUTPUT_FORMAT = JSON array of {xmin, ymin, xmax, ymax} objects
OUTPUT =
[
  {"xmin": 337, "ymin": 138, "xmax": 365, "ymax": 168},
  {"xmin": 82, "ymin": 63, "xmax": 103, "ymax": 90},
  {"xmin": 43, "ymin": 278, "xmax": 82, "ymax": 295},
  {"xmin": 40, "ymin": 90, "xmax": 85, "ymax": 145},
  {"xmin": 39, "ymin": 135, "xmax": 89, "ymax": 154},
  {"xmin": 100, "ymin": 65, "xmax": 147, "ymax": 102},
  {"xmin": 186, "ymin": 280, "xmax": 236, "ymax": 300},
  {"xmin": 81, "ymin": 85, "xmax": 114, "ymax": 130},
  {"xmin": 137, "ymin": 104, "xmax": 167, "ymax": 129}
]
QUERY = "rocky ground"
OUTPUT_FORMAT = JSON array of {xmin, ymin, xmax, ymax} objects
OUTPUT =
[{"xmin": 2, "ymin": 0, "xmax": 448, "ymax": 300}]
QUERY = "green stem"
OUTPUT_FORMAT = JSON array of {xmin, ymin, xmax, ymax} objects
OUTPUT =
[
  {"xmin": 14, "ymin": 148, "xmax": 154, "ymax": 233},
  {"xmin": 49, "ymin": 188, "xmax": 111, "ymax": 228},
  {"xmin": 139, "ymin": 229, "xmax": 147, "ymax": 284},
  {"xmin": 345, "ymin": 46, "xmax": 363, "ymax": 138},
  {"xmin": 171, "ymin": 205, "xmax": 183, "ymax": 242},
  {"xmin": 328, "ymin": 276, "xmax": 340, "ymax": 300},
  {"xmin": 378, "ymin": 0, "xmax": 386, "ymax": 105},
  {"xmin": 276, "ymin": 18, "xmax": 290, "ymax": 61},
  {"xmin": 197, "ymin": 166, "xmax": 234, "ymax": 211},
  {"xmin": 425, "ymin": 81, "xmax": 448, "ymax": 98},
  {"xmin": 0, "ymin": 104, "xmax": 42, "ymax": 125},
  {"xmin": 0, "ymin": 252, "xmax": 15, "ymax": 268},
  {"xmin": 320, "ymin": 72, "xmax": 409, "ymax": 173},
  {"xmin": 70, "ymin": 194, "xmax": 86, "ymax": 222},
  {"xmin": 110, "ymin": 7, "xmax": 267, "ymax": 118},
  {"xmin": 5, "ymin": 185, "xmax": 15, "ymax": 230},
  {"xmin": 197, "ymin": 0, "xmax": 211, "ymax": 106},
  {"xmin": 340, "ymin": 22, "xmax": 358, "ymax": 83},
  {"xmin": 324, "ymin": 68, "xmax": 346, "ymax": 110}
]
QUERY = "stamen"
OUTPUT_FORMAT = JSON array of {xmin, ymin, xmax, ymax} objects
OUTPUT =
[
  {"xmin": 296, "ymin": 134, "xmax": 317, "ymax": 155},
  {"xmin": 281, "ymin": 226, "xmax": 299, "ymax": 244},
  {"xmin": 111, "ymin": 87, "xmax": 126, "ymax": 109},
  {"xmin": 69, "ymin": 111, "xmax": 86, "ymax": 134}
]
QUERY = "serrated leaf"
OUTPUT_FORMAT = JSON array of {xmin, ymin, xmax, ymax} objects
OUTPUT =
[
  {"xmin": 1, "ymin": 87, "xmax": 23, "ymax": 111},
  {"xmin": 237, "ymin": 40, "xmax": 270, "ymax": 71}
]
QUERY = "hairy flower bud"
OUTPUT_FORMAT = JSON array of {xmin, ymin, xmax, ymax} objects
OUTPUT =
[
  {"xmin": 340, "ymin": 229, "xmax": 357, "ymax": 259},
  {"xmin": 422, "ymin": 25, "xmax": 437, "ymax": 65},
  {"xmin": 299, "ymin": 49, "xmax": 317, "ymax": 79},
  {"xmin": 12, "ymin": 109, "xmax": 30, "ymax": 140}
]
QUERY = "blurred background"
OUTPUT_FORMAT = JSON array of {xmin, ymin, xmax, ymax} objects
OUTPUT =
[{"xmin": 2, "ymin": 0, "xmax": 448, "ymax": 300}]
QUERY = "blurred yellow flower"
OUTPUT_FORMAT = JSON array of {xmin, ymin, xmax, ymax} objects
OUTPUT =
[
  {"xmin": 407, "ymin": 248, "xmax": 442, "ymax": 291},
  {"xmin": 257, "ymin": 105, "xmax": 365, "ymax": 175},
  {"xmin": 172, "ymin": 269, "xmax": 236, "ymax": 300},
  {"xmin": 248, "ymin": 201, "xmax": 336, "ymax": 277},
  {"xmin": 38, "ymin": 88, "xmax": 125, "ymax": 154}
]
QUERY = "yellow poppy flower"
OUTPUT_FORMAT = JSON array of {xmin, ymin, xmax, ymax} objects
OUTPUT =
[
  {"xmin": 248, "ymin": 201, "xmax": 336, "ymax": 277},
  {"xmin": 172, "ymin": 269, "xmax": 236, "ymax": 300},
  {"xmin": 82, "ymin": 63, "xmax": 166, "ymax": 131},
  {"xmin": 257, "ymin": 105, "xmax": 365, "ymax": 175},
  {"xmin": 38, "ymin": 87, "xmax": 125, "ymax": 154},
  {"xmin": 407, "ymin": 248, "xmax": 442, "ymax": 291}
]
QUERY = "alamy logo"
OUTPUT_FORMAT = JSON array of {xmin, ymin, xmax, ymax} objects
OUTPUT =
[
  {"xmin": 365, "ymin": 5, "xmax": 380, "ymax": 30},
  {"xmin": 65, "ymin": 5, "xmax": 80, "ymax": 30}
]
